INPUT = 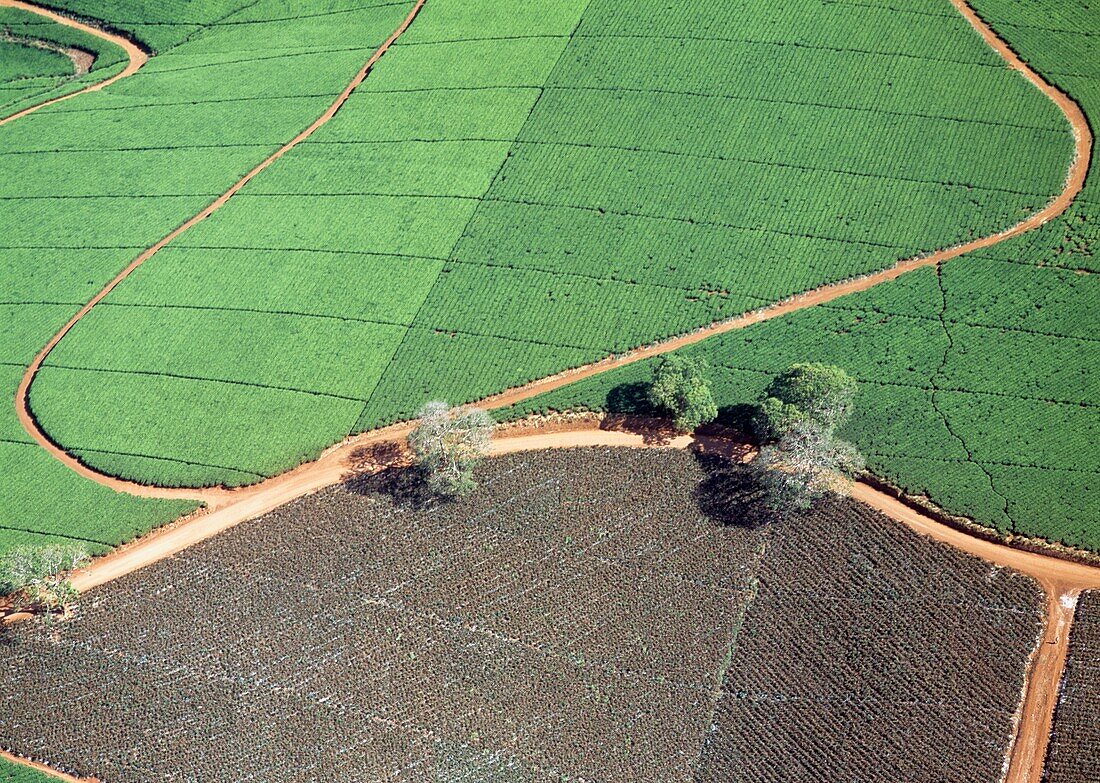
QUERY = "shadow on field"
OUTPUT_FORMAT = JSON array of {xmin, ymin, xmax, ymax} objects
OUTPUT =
[
  {"xmin": 602, "ymin": 381, "xmax": 682, "ymax": 444},
  {"xmin": 345, "ymin": 464, "xmax": 436, "ymax": 510},
  {"xmin": 692, "ymin": 452, "xmax": 772, "ymax": 529},
  {"xmin": 605, "ymin": 381, "xmax": 657, "ymax": 416}
]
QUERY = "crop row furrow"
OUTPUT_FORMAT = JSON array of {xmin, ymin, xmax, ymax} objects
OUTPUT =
[
  {"xmin": 68, "ymin": 445, "xmax": 266, "ymax": 479},
  {"xmin": 50, "ymin": 93, "xmax": 337, "ymax": 115},
  {"xmin": 818, "ymin": 303, "xmax": 1100, "ymax": 345},
  {"xmin": 573, "ymin": 32, "xmax": 1000, "ymax": 69},
  {"xmin": 38, "ymin": 363, "xmax": 369, "ymax": 403},
  {"xmin": 862, "ymin": 450, "xmax": 1100, "ymax": 476},
  {"xmin": 0, "ymin": 522, "xmax": 110, "ymax": 546},
  {"xmin": 0, "ymin": 143, "xmax": 273, "ymax": 155},
  {"xmin": 365, "ymin": 84, "xmax": 1066, "ymax": 134},
  {"xmin": 708, "ymin": 360, "xmax": 1098, "ymax": 409},
  {"xmin": 480, "ymin": 195, "xmax": 913, "ymax": 251},
  {"xmin": 208, "ymin": 0, "xmax": 409, "ymax": 27}
]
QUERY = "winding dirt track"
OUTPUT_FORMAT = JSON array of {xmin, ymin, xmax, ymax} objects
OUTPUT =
[
  {"xmin": 2, "ymin": 1, "xmax": 1097, "ymax": 782},
  {"xmin": 9, "ymin": 0, "xmax": 1093, "ymax": 508},
  {"xmin": 0, "ymin": 0, "xmax": 146, "ymax": 126}
]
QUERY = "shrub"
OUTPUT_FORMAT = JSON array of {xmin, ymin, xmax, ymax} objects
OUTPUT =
[
  {"xmin": 408, "ymin": 401, "xmax": 494, "ymax": 497},
  {"xmin": 648, "ymin": 356, "xmax": 718, "ymax": 433},
  {"xmin": 0, "ymin": 544, "xmax": 90, "ymax": 618}
]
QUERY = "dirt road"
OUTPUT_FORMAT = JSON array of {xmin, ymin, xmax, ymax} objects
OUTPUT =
[
  {"xmin": 1, "ymin": 0, "xmax": 1095, "ymax": 781},
  {"xmin": 0, "ymin": 0, "xmax": 146, "ymax": 125}
]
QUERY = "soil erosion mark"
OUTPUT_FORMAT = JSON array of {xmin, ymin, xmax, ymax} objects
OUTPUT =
[{"xmin": 0, "ymin": 0, "xmax": 146, "ymax": 125}]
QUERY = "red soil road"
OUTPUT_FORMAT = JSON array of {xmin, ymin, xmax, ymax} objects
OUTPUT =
[
  {"xmin": 0, "ymin": 0, "xmax": 1095, "ymax": 780},
  {"xmin": 0, "ymin": 0, "xmax": 146, "ymax": 125}
]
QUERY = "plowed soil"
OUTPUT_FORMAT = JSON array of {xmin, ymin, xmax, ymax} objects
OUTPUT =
[{"xmin": 0, "ymin": 449, "xmax": 1043, "ymax": 782}]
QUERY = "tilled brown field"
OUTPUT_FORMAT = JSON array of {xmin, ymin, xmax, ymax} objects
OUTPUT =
[
  {"xmin": 694, "ymin": 487, "xmax": 1042, "ymax": 783},
  {"xmin": 1043, "ymin": 590, "xmax": 1100, "ymax": 783},
  {"xmin": 0, "ymin": 448, "xmax": 1041, "ymax": 782}
]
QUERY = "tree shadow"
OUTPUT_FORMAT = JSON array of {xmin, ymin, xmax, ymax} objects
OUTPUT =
[
  {"xmin": 345, "ymin": 440, "xmax": 409, "ymax": 475},
  {"xmin": 600, "ymin": 381, "xmax": 682, "ymax": 444},
  {"xmin": 692, "ymin": 451, "xmax": 773, "ymax": 528},
  {"xmin": 716, "ymin": 402, "xmax": 759, "ymax": 434},
  {"xmin": 344, "ymin": 464, "xmax": 437, "ymax": 510},
  {"xmin": 605, "ymin": 381, "xmax": 657, "ymax": 416}
]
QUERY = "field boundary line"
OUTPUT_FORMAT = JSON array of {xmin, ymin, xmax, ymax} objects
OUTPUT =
[
  {"xmin": 12, "ymin": 0, "xmax": 428, "ymax": 503},
  {"xmin": 6, "ymin": 0, "xmax": 1091, "ymax": 532},
  {"xmin": 0, "ymin": 0, "xmax": 147, "ymax": 126}
]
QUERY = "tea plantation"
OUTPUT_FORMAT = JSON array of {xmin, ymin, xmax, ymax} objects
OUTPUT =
[
  {"xmin": 0, "ymin": 0, "xmax": 1092, "ymax": 554},
  {"xmin": 509, "ymin": 0, "xmax": 1100, "ymax": 549},
  {"xmin": 0, "ymin": 4, "xmax": 127, "ymax": 117}
]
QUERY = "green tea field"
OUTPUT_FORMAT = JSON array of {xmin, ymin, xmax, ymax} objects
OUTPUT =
[
  {"xmin": 2, "ymin": 0, "xmax": 1099, "ymax": 778},
  {"xmin": 3, "ymin": 0, "xmax": 1091, "ymax": 561},
  {"xmin": 510, "ymin": 0, "xmax": 1099, "ymax": 552}
]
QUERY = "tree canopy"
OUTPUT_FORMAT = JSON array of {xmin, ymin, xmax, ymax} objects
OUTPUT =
[
  {"xmin": 648, "ymin": 355, "xmax": 718, "ymax": 432},
  {"xmin": 751, "ymin": 363, "xmax": 863, "ymax": 515},
  {"xmin": 408, "ymin": 401, "xmax": 494, "ymax": 497},
  {"xmin": 754, "ymin": 362, "xmax": 857, "ymax": 439}
]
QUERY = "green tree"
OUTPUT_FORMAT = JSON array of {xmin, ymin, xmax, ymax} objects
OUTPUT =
[
  {"xmin": 754, "ymin": 362, "xmax": 857, "ymax": 439},
  {"xmin": 408, "ymin": 401, "xmax": 494, "ymax": 497},
  {"xmin": 0, "ymin": 544, "xmax": 90, "ymax": 619},
  {"xmin": 752, "ymin": 363, "xmax": 863, "ymax": 515},
  {"xmin": 648, "ymin": 356, "xmax": 718, "ymax": 432}
]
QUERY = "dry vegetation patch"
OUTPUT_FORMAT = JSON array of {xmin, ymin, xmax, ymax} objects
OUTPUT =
[{"xmin": 0, "ymin": 449, "xmax": 1041, "ymax": 781}]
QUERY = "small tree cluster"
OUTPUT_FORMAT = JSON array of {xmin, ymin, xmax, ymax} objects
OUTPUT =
[
  {"xmin": 408, "ymin": 401, "xmax": 494, "ymax": 497},
  {"xmin": 753, "ymin": 362, "xmax": 856, "ymax": 439},
  {"xmin": 648, "ymin": 355, "xmax": 718, "ymax": 432},
  {"xmin": 0, "ymin": 544, "xmax": 90, "ymax": 619},
  {"xmin": 751, "ymin": 363, "xmax": 864, "ymax": 515}
]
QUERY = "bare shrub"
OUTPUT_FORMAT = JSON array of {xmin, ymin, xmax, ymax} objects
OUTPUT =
[
  {"xmin": 0, "ymin": 544, "xmax": 90, "ymax": 619},
  {"xmin": 408, "ymin": 401, "xmax": 494, "ymax": 497}
]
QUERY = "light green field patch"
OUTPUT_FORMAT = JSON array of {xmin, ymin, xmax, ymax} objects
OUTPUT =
[
  {"xmin": 0, "ymin": 195, "xmax": 215, "ymax": 247},
  {"xmin": 105, "ymin": 246, "xmax": 445, "ymax": 323},
  {"xmin": 175, "ymin": 193, "xmax": 479, "ymax": 257},
  {"xmin": 0, "ymin": 247, "xmax": 139, "ymax": 304},
  {"xmin": 0, "ymin": 304, "xmax": 81, "ymax": 364},
  {"xmin": 403, "ymin": 0, "xmax": 586, "ymax": 41},
  {"xmin": 29, "ymin": 367, "xmax": 364, "ymax": 485},
  {"xmin": 320, "ymin": 87, "xmax": 540, "ymax": 142},
  {"xmin": 252, "ymin": 139, "xmax": 511, "ymax": 197},
  {"xmin": 0, "ymin": 146, "xmax": 274, "ymax": 198},
  {"xmin": 46, "ymin": 304, "xmax": 408, "ymax": 399},
  {"xmin": 364, "ymin": 37, "xmax": 572, "ymax": 91},
  {"xmin": 0, "ymin": 441, "xmax": 197, "ymax": 546}
]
